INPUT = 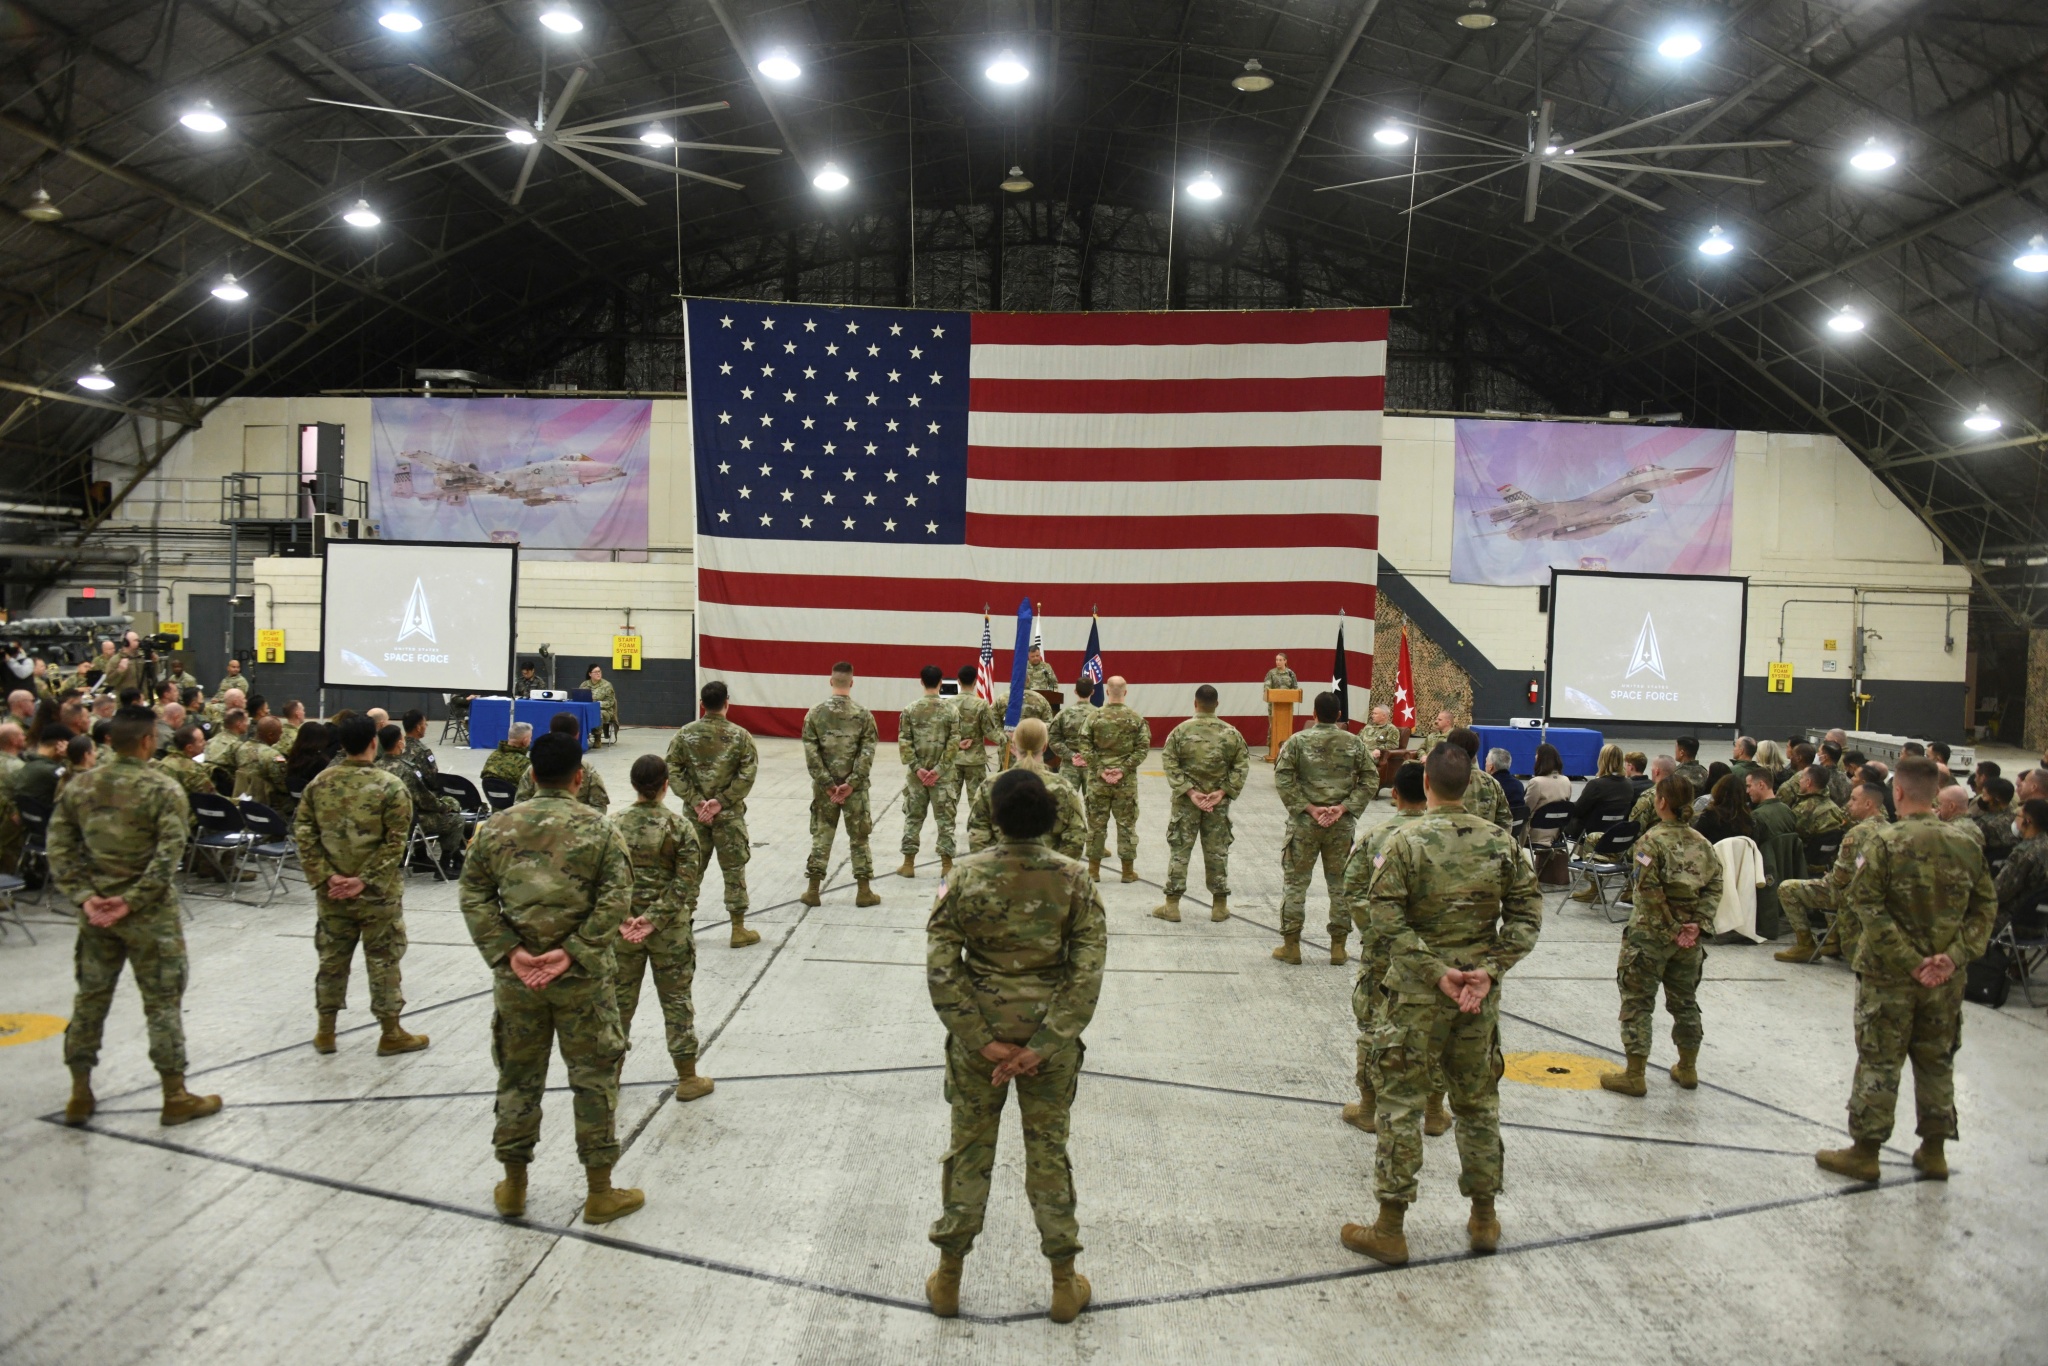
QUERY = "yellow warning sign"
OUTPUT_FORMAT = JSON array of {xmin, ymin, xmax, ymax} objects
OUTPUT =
[
  {"xmin": 256, "ymin": 628, "xmax": 286, "ymax": 664},
  {"xmin": 1822, "ymin": 638, "xmax": 1838, "ymax": 651},
  {"xmin": 611, "ymin": 635, "xmax": 642, "ymax": 671},
  {"xmin": 1767, "ymin": 661, "xmax": 1794, "ymax": 694}
]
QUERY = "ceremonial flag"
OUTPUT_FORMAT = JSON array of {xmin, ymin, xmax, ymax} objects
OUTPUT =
[
  {"xmin": 1080, "ymin": 614, "xmax": 1105, "ymax": 706},
  {"xmin": 1332, "ymin": 612, "xmax": 1349, "ymax": 724},
  {"xmin": 1393, "ymin": 629, "xmax": 1417, "ymax": 732},
  {"xmin": 1005, "ymin": 597, "xmax": 1033, "ymax": 727},
  {"xmin": 686, "ymin": 299, "xmax": 1385, "ymax": 740},
  {"xmin": 974, "ymin": 612, "xmax": 996, "ymax": 704}
]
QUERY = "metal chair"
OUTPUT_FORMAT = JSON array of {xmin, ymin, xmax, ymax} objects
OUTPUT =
[
  {"xmin": 1508, "ymin": 802, "xmax": 1531, "ymax": 846},
  {"xmin": 401, "ymin": 815, "xmax": 454, "ymax": 882},
  {"xmin": 481, "ymin": 774, "xmax": 518, "ymax": 811},
  {"xmin": 440, "ymin": 693, "xmax": 471, "ymax": 745},
  {"xmin": 1569, "ymin": 818, "xmax": 1641, "ymax": 919},
  {"xmin": 211, "ymin": 767, "xmax": 235, "ymax": 797},
  {"xmin": 14, "ymin": 796, "xmax": 51, "ymax": 905},
  {"xmin": 186, "ymin": 792, "xmax": 255, "ymax": 893},
  {"xmin": 234, "ymin": 799, "xmax": 297, "ymax": 906},
  {"xmin": 1524, "ymin": 803, "xmax": 1573, "ymax": 850},
  {"xmin": 433, "ymin": 773, "xmax": 489, "ymax": 836},
  {"xmin": 1993, "ymin": 892, "xmax": 2048, "ymax": 1007},
  {"xmin": 0, "ymin": 872, "xmax": 31, "ymax": 943}
]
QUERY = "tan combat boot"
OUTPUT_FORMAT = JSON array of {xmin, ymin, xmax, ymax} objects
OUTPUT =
[
  {"xmin": 1775, "ymin": 930, "xmax": 1818, "ymax": 963},
  {"xmin": 897, "ymin": 856, "xmax": 917, "ymax": 878},
  {"xmin": 494, "ymin": 1161, "xmax": 528, "ymax": 1217},
  {"xmin": 583, "ymin": 1165, "xmax": 646, "ymax": 1224},
  {"xmin": 926, "ymin": 1251, "xmax": 963, "ymax": 1317},
  {"xmin": 1817, "ymin": 925, "xmax": 1844, "ymax": 959},
  {"xmin": 855, "ymin": 879, "xmax": 882, "ymax": 908},
  {"xmin": 312, "ymin": 1010, "xmax": 338, "ymax": 1055},
  {"xmin": 673, "ymin": 1057, "xmax": 714, "ymax": 1102},
  {"xmin": 1423, "ymin": 1091, "xmax": 1451, "ymax": 1136},
  {"xmin": 730, "ymin": 915, "xmax": 761, "ymax": 948},
  {"xmin": 1087, "ymin": 858, "xmax": 1101, "ymax": 882},
  {"xmin": 1670, "ymin": 1047, "xmax": 1699, "ymax": 1089},
  {"xmin": 1468, "ymin": 1195, "xmax": 1501, "ymax": 1253},
  {"xmin": 376, "ymin": 1014, "xmax": 430, "ymax": 1056},
  {"xmin": 940, "ymin": 857, "xmax": 952, "ymax": 879},
  {"xmin": 1340, "ymin": 1201, "xmax": 1408, "ymax": 1265},
  {"xmin": 1913, "ymin": 1138, "xmax": 1948, "ymax": 1180},
  {"xmin": 1048, "ymin": 1258, "xmax": 1091, "ymax": 1324},
  {"xmin": 64, "ymin": 1066, "xmax": 94, "ymax": 1125},
  {"xmin": 1151, "ymin": 895, "xmax": 1181, "ymax": 922},
  {"xmin": 1815, "ymin": 1139, "xmax": 1882, "ymax": 1181},
  {"xmin": 1600, "ymin": 1054, "xmax": 1648, "ymax": 1097},
  {"xmin": 1210, "ymin": 894, "xmax": 1230, "ymax": 922},
  {"xmin": 1342, "ymin": 1083, "xmax": 1376, "ymax": 1133},
  {"xmin": 1330, "ymin": 931, "xmax": 1349, "ymax": 966},
  {"xmin": 1272, "ymin": 932, "xmax": 1302, "ymax": 965},
  {"xmin": 159, "ymin": 1073, "xmax": 223, "ymax": 1127},
  {"xmin": 1119, "ymin": 859, "xmax": 1138, "ymax": 884},
  {"xmin": 799, "ymin": 878, "xmax": 822, "ymax": 908}
]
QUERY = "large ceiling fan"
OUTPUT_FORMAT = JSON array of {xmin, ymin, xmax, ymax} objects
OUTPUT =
[
  {"xmin": 1320, "ymin": 97, "xmax": 1790, "ymax": 221},
  {"xmin": 310, "ymin": 64, "xmax": 781, "ymax": 205}
]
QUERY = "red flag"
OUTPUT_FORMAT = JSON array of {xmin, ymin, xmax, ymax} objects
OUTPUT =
[{"xmin": 1393, "ymin": 629, "xmax": 1416, "ymax": 731}]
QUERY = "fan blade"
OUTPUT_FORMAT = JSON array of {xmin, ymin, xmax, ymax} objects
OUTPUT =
[
  {"xmin": 559, "ymin": 102, "xmax": 732, "ymax": 136},
  {"xmin": 1317, "ymin": 158, "xmax": 1520, "ymax": 193},
  {"xmin": 305, "ymin": 134, "xmax": 506, "ymax": 141},
  {"xmin": 509, "ymin": 142, "xmax": 544, "ymax": 204},
  {"xmin": 1524, "ymin": 101, "xmax": 1552, "ymax": 223},
  {"xmin": 387, "ymin": 141, "xmax": 511, "ymax": 181},
  {"xmin": 305, "ymin": 97, "xmax": 504, "ymax": 129},
  {"xmin": 561, "ymin": 136, "xmax": 781, "ymax": 155},
  {"xmin": 553, "ymin": 143, "xmax": 650, "ymax": 205},
  {"xmin": 407, "ymin": 64, "xmax": 529, "ymax": 128},
  {"xmin": 1548, "ymin": 162, "xmax": 1669, "ymax": 210},
  {"xmin": 556, "ymin": 141, "xmax": 746, "ymax": 191},
  {"xmin": 1565, "ymin": 140, "xmax": 1794, "ymax": 156},
  {"xmin": 542, "ymin": 66, "xmax": 588, "ymax": 134},
  {"xmin": 1560, "ymin": 98, "xmax": 1716, "ymax": 152},
  {"xmin": 1564, "ymin": 160, "xmax": 1767, "ymax": 184},
  {"xmin": 1405, "ymin": 123, "xmax": 1525, "ymax": 154},
  {"xmin": 1401, "ymin": 162, "xmax": 1526, "ymax": 215}
]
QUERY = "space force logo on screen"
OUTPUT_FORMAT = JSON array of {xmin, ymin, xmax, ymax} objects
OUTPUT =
[
  {"xmin": 1611, "ymin": 614, "xmax": 1677, "ymax": 703},
  {"xmin": 387, "ymin": 579, "xmax": 450, "ymax": 666}
]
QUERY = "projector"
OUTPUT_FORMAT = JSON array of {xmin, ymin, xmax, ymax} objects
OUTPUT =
[
  {"xmin": 531, "ymin": 688, "xmax": 570, "ymax": 701},
  {"xmin": 1508, "ymin": 717, "xmax": 1544, "ymax": 729}
]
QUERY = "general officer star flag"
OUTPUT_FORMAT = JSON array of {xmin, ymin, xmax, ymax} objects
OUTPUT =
[{"xmin": 685, "ymin": 299, "xmax": 1385, "ymax": 741}]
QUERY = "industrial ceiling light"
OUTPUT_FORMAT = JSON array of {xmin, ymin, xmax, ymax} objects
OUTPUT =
[
  {"xmin": 19, "ymin": 188, "xmax": 62, "ymax": 223},
  {"xmin": 985, "ymin": 50, "xmax": 1029, "ymax": 84},
  {"xmin": 1825, "ymin": 305, "xmax": 1866, "ymax": 334},
  {"xmin": 1848, "ymin": 136, "xmax": 1896, "ymax": 171},
  {"xmin": 1231, "ymin": 58, "xmax": 1272, "ymax": 92},
  {"xmin": 342, "ymin": 198, "xmax": 382, "ymax": 227},
  {"xmin": 1372, "ymin": 124, "xmax": 1409, "ymax": 147},
  {"xmin": 179, "ymin": 100, "xmax": 228, "ymax": 133},
  {"xmin": 1697, "ymin": 224, "xmax": 1734, "ymax": 256},
  {"xmin": 538, "ymin": 6, "xmax": 582, "ymax": 34},
  {"xmin": 76, "ymin": 364, "xmax": 115, "ymax": 392},
  {"xmin": 999, "ymin": 165, "xmax": 1033, "ymax": 192},
  {"xmin": 1186, "ymin": 170, "xmax": 1222, "ymax": 200},
  {"xmin": 1457, "ymin": 2, "xmax": 1497, "ymax": 30},
  {"xmin": 211, "ymin": 273, "xmax": 249, "ymax": 302},
  {"xmin": 505, "ymin": 127, "xmax": 537, "ymax": 145},
  {"xmin": 812, "ymin": 161, "xmax": 849, "ymax": 192},
  {"xmin": 756, "ymin": 49, "xmax": 801, "ymax": 81},
  {"xmin": 1656, "ymin": 31, "xmax": 1703, "ymax": 59},
  {"xmin": 639, "ymin": 125, "xmax": 675, "ymax": 147},
  {"xmin": 2014, "ymin": 234, "xmax": 2048, "ymax": 273},
  {"xmin": 378, "ymin": 2, "xmax": 423, "ymax": 32},
  {"xmin": 1964, "ymin": 403, "xmax": 2002, "ymax": 433}
]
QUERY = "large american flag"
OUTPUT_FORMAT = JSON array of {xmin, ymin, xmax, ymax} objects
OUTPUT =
[{"xmin": 685, "ymin": 299, "xmax": 1384, "ymax": 742}]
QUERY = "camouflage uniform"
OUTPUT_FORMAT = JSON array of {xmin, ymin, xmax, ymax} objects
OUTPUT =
[
  {"xmin": 1966, "ymin": 809, "xmax": 2017, "ymax": 865},
  {"xmin": 1081, "ymin": 701, "xmax": 1149, "ymax": 863},
  {"xmin": 612, "ymin": 799, "xmax": 701, "ymax": 1066},
  {"xmin": 0, "ymin": 751, "xmax": 20, "ymax": 873},
  {"xmin": 516, "ymin": 759, "xmax": 609, "ymax": 811},
  {"xmin": 481, "ymin": 742, "xmax": 532, "ymax": 787},
  {"xmin": 461, "ymin": 789, "xmax": 635, "ymax": 1168},
  {"xmin": 1996, "ymin": 833, "xmax": 2048, "ymax": 908},
  {"xmin": 898, "ymin": 694, "xmax": 960, "ymax": 860},
  {"xmin": 234, "ymin": 740, "xmax": 290, "ymax": 813},
  {"xmin": 1343, "ymin": 810, "xmax": 1443, "ymax": 1100},
  {"xmin": 1464, "ymin": 767, "xmax": 1512, "ymax": 831},
  {"xmin": 947, "ymin": 693, "xmax": 1005, "ymax": 820},
  {"xmin": 1274, "ymin": 721, "xmax": 1378, "ymax": 937},
  {"xmin": 926, "ymin": 836, "xmax": 1107, "ymax": 1259},
  {"xmin": 666, "ymin": 713, "xmax": 758, "ymax": 916},
  {"xmin": 1791, "ymin": 792, "xmax": 1849, "ymax": 839},
  {"xmin": 1263, "ymin": 667, "xmax": 1298, "ymax": 690},
  {"xmin": 1779, "ymin": 814, "xmax": 1888, "ymax": 947},
  {"xmin": 1628, "ymin": 786, "xmax": 1692, "ymax": 833},
  {"xmin": 1160, "ymin": 713, "xmax": 1250, "ymax": 899},
  {"xmin": 276, "ymin": 723, "xmax": 301, "ymax": 757},
  {"xmin": 1003, "ymin": 689, "xmax": 1052, "ymax": 728},
  {"xmin": 1840, "ymin": 813, "xmax": 1996, "ymax": 1145},
  {"xmin": 1674, "ymin": 760, "xmax": 1710, "ymax": 793},
  {"xmin": 968, "ymin": 760, "xmax": 1087, "ymax": 860},
  {"xmin": 167, "ymin": 669, "xmax": 202, "ymax": 695},
  {"xmin": 294, "ymin": 759, "xmax": 413, "ymax": 1018},
  {"xmin": 588, "ymin": 678, "xmax": 618, "ymax": 737},
  {"xmin": 1365, "ymin": 803, "xmax": 1544, "ymax": 1205},
  {"xmin": 1025, "ymin": 660, "xmax": 1060, "ymax": 693},
  {"xmin": 400, "ymin": 735, "xmax": 437, "ymax": 779},
  {"xmin": 52, "ymin": 757, "xmax": 193, "ymax": 1074},
  {"xmin": 1616, "ymin": 815, "xmax": 1721, "ymax": 1058},
  {"xmin": 803, "ymin": 693, "xmax": 879, "ymax": 880},
  {"xmin": 1411, "ymin": 730, "xmax": 1453, "ymax": 757},
  {"xmin": 377, "ymin": 751, "xmax": 464, "ymax": 848},
  {"xmin": 155, "ymin": 750, "xmax": 216, "ymax": 800},
  {"xmin": 1358, "ymin": 721, "xmax": 1402, "ymax": 754},
  {"xmin": 203, "ymin": 728, "xmax": 245, "ymax": 782},
  {"xmin": 1046, "ymin": 699, "xmax": 1094, "ymax": 793}
]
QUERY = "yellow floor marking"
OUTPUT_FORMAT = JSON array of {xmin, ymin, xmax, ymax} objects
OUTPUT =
[
  {"xmin": 1501, "ymin": 1050, "xmax": 1615, "ymax": 1090},
  {"xmin": 0, "ymin": 1013, "xmax": 66, "ymax": 1047}
]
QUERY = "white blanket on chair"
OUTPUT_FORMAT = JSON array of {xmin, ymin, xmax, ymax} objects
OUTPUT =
[{"xmin": 1712, "ymin": 836, "xmax": 1765, "ymax": 941}]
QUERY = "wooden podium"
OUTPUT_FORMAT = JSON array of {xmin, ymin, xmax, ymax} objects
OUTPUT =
[{"xmin": 1265, "ymin": 688, "xmax": 1302, "ymax": 764}]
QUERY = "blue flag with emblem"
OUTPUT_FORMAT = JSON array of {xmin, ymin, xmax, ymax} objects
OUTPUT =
[
  {"xmin": 1004, "ymin": 598, "xmax": 1033, "ymax": 728},
  {"xmin": 1080, "ymin": 615, "xmax": 1105, "ymax": 706}
]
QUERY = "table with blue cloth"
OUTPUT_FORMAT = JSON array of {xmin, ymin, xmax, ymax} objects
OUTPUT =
[
  {"xmin": 1471, "ymin": 724, "xmax": 1605, "ymax": 778},
  {"xmin": 468, "ymin": 697, "xmax": 599, "ymax": 751}
]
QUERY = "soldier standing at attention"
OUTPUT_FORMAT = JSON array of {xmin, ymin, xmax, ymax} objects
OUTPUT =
[
  {"xmin": 1154, "ymin": 685, "xmax": 1249, "ymax": 924},
  {"xmin": 924, "ymin": 769, "xmax": 1107, "ymax": 1324},
  {"xmin": 1024, "ymin": 645, "xmax": 1060, "ymax": 693},
  {"xmin": 800, "ymin": 662, "xmax": 882, "ymax": 909},
  {"xmin": 666, "ymin": 681, "xmax": 761, "ymax": 947},
  {"xmin": 1776, "ymin": 780, "xmax": 1889, "ymax": 963},
  {"xmin": 53, "ymin": 706, "xmax": 220, "ymax": 1128},
  {"xmin": 1081, "ymin": 676, "xmax": 1148, "ymax": 884},
  {"xmin": 967, "ymin": 718, "xmax": 1086, "ymax": 859},
  {"xmin": 613, "ymin": 756, "xmax": 713, "ymax": 1103},
  {"xmin": 461, "ymin": 732, "xmax": 643, "ymax": 1225},
  {"xmin": 1273, "ymin": 691, "xmax": 1378, "ymax": 965},
  {"xmin": 1816, "ymin": 756, "xmax": 1995, "ymax": 1183},
  {"xmin": 1341, "ymin": 762, "xmax": 1451, "ymax": 1138},
  {"xmin": 898, "ymin": 665, "xmax": 960, "ymax": 879},
  {"xmin": 1345, "ymin": 744, "xmax": 1543, "ymax": 1265},
  {"xmin": 1263, "ymin": 653, "xmax": 1298, "ymax": 690},
  {"xmin": 1358, "ymin": 704, "xmax": 1402, "ymax": 763},
  {"xmin": 482, "ymin": 721, "xmax": 534, "ymax": 787},
  {"xmin": 294, "ymin": 715, "xmax": 428, "ymax": 1057},
  {"xmin": 1601, "ymin": 775, "xmax": 1719, "ymax": 1097},
  {"xmin": 1047, "ymin": 680, "xmax": 1096, "ymax": 792},
  {"xmin": 948, "ymin": 666, "xmax": 1005, "ymax": 839}
]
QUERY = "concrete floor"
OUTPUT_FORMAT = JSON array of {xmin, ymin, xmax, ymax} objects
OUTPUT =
[{"xmin": 2, "ymin": 728, "xmax": 2044, "ymax": 1365}]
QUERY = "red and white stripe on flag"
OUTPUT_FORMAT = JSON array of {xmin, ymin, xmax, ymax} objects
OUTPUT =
[{"xmin": 696, "ymin": 306, "xmax": 1384, "ymax": 742}]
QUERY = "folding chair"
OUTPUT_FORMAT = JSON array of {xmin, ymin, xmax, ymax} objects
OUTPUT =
[
  {"xmin": 1508, "ymin": 802, "xmax": 1531, "ymax": 847},
  {"xmin": 0, "ymin": 872, "xmax": 31, "ymax": 943},
  {"xmin": 186, "ymin": 792, "xmax": 256, "ymax": 894},
  {"xmin": 1801, "ymin": 829, "xmax": 1847, "ymax": 941},
  {"xmin": 481, "ymin": 775, "xmax": 518, "ymax": 811},
  {"xmin": 1993, "ymin": 892, "xmax": 2048, "ymax": 1008},
  {"xmin": 1524, "ymin": 804, "xmax": 1572, "ymax": 850},
  {"xmin": 14, "ymin": 796, "xmax": 51, "ymax": 905},
  {"xmin": 433, "ymin": 773, "xmax": 489, "ymax": 839},
  {"xmin": 1569, "ymin": 819, "xmax": 1641, "ymax": 920},
  {"xmin": 440, "ymin": 693, "xmax": 471, "ymax": 746},
  {"xmin": 234, "ymin": 799, "xmax": 297, "ymax": 906},
  {"xmin": 211, "ymin": 767, "xmax": 235, "ymax": 797}
]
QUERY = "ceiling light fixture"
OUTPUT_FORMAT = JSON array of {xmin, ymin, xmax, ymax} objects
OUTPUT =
[
  {"xmin": 1457, "ymin": 2, "xmax": 1497, "ymax": 30},
  {"xmin": 2014, "ymin": 234, "xmax": 2048, "ymax": 273},
  {"xmin": 639, "ymin": 126, "xmax": 675, "ymax": 147},
  {"xmin": 342, "ymin": 198, "xmax": 382, "ymax": 228},
  {"xmin": 1186, "ymin": 170, "xmax": 1222, "ymax": 201},
  {"xmin": 1656, "ymin": 31, "xmax": 1703, "ymax": 59},
  {"xmin": 378, "ymin": 2, "xmax": 423, "ymax": 32},
  {"xmin": 19, "ymin": 188, "xmax": 62, "ymax": 223},
  {"xmin": 812, "ymin": 162, "xmax": 849, "ymax": 192},
  {"xmin": 1697, "ymin": 224, "xmax": 1734, "ymax": 256},
  {"xmin": 1372, "ymin": 124, "xmax": 1409, "ymax": 147},
  {"xmin": 76, "ymin": 364, "xmax": 115, "ymax": 392},
  {"xmin": 211, "ymin": 273, "xmax": 249, "ymax": 302},
  {"xmin": 1231, "ymin": 58, "xmax": 1272, "ymax": 93},
  {"xmin": 538, "ymin": 6, "xmax": 582, "ymax": 34},
  {"xmin": 1848, "ymin": 136, "xmax": 1896, "ymax": 171},
  {"xmin": 756, "ymin": 49, "xmax": 801, "ymax": 81},
  {"xmin": 179, "ymin": 100, "xmax": 228, "ymax": 133},
  {"xmin": 999, "ymin": 165, "xmax": 1033, "ymax": 193},
  {"xmin": 1964, "ymin": 404, "xmax": 2002, "ymax": 433},
  {"xmin": 505, "ymin": 127, "xmax": 537, "ymax": 145},
  {"xmin": 1825, "ymin": 306, "xmax": 1866, "ymax": 334},
  {"xmin": 985, "ymin": 50, "xmax": 1029, "ymax": 84}
]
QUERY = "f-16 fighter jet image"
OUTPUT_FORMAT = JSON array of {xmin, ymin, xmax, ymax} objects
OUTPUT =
[{"xmin": 1477, "ymin": 463, "xmax": 1712, "ymax": 541}]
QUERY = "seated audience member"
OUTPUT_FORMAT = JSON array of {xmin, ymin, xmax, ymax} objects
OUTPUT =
[
  {"xmin": 1524, "ymin": 744, "xmax": 1572, "ymax": 846},
  {"xmin": 1486, "ymin": 749, "xmax": 1526, "ymax": 813},
  {"xmin": 285, "ymin": 721, "xmax": 332, "ymax": 796},
  {"xmin": 1564, "ymin": 744, "xmax": 1634, "ymax": 840},
  {"xmin": 1753, "ymin": 739, "xmax": 1788, "ymax": 788},
  {"xmin": 1842, "ymin": 750, "xmax": 1866, "ymax": 783},
  {"xmin": 1996, "ymin": 799, "xmax": 2048, "ymax": 915},
  {"xmin": 1695, "ymin": 761, "xmax": 1732, "ymax": 812},
  {"xmin": 2018, "ymin": 767, "xmax": 2047, "ymax": 805},
  {"xmin": 1623, "ymin": 751, "xmax": 1651, "ymax": 799},
  {"xmin": 1971, "ymin": 777, "xmax": 2017, "ymax": 864},
  {"xmin": 1776, "ymin": 743, "xmax": 1817, "ymax": 802},
  {"xmin": 1861, "ymin": 761, "xmax": 1895, "ymax": 817},
  {"xmin": 1692, "ymin": 774, "xmax": 1754, "ymax": 845},
  {"xmin": 1673, "ymin": 736, "xmax": 1708, "ymax": 792},
  {"xmin": 1970, "ymin": 760, "xmax": 2001, "ymax": 806}
]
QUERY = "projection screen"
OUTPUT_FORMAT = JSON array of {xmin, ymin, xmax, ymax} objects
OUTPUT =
[
  {"xmin": 320, "ymin": 540, "xmax": 518, "ymax": 692},
  {"xmin": 1545, "ymin": 569, "xmax": 1748, "ymax": 729}
]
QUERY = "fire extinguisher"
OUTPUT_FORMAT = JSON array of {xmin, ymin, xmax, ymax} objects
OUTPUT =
[{"xmin": 1527, "ymin": 677, "xmax": 1541, "ymax": 707}]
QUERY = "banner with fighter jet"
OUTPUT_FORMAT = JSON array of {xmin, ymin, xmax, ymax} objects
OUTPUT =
[
  {"xmin": 368, "ymin": 397, "xmax": 650, "ymax": 554},
  {"xmin": 1449, "ymin": 418, "xmax": 1736, "ymax": 586}
]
